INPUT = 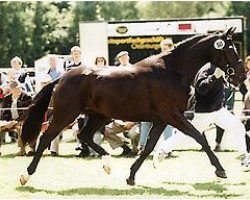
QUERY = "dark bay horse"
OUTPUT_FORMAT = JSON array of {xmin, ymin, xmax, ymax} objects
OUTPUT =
[{"xmin": 20, "ymin": 27, "xmax": 245, "ymax": 185}]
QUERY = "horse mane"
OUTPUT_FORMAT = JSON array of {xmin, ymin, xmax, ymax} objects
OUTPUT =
[
  {"xmin": 135, "ymin": 34, "xmax": 208, "ymax": 67},
  {"xmin": 173, "ymin": 34, "xmax": 207, "ymax": 52}
]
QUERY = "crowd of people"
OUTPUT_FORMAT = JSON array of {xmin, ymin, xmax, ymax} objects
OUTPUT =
[{"xmin": 0, "ymin": 40, "xmax": 250, "ymax": 173}]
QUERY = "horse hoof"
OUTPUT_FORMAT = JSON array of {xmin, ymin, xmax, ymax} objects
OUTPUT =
[
  {"xmin": 103, "ymin": 165, "xmax": 111, "ymax": 174},
  {"xmin": 126, "ymin": 178, "xmax": 135, "ymax": 185},
  {"xmin": 102, "ymin": 155, "xmax": 111, "ymax": 174},
  {"xmin": 215, "ymin": 170, "xmax": 227, "ymax": 178},
  {"xmin": 20, "ymin": 174, "xmax": 29, "ymax": 185}
]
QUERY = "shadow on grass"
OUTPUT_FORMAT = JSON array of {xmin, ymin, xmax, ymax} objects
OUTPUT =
[
  {"xmin": 16, "ymin": 183, "xmax": 241, "ymax": 198},
  {"xmin": 0, "ymin": 153, "xmax": 102, "ymax": 160},
  {"xmin": 163, "ymin": 180, "xmax": 244, "ymax": 198}
]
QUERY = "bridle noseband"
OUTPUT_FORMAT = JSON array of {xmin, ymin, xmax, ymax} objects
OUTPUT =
[{"xmin": 218, "ymin": 39, "xmax": 243, "ymax": 78}]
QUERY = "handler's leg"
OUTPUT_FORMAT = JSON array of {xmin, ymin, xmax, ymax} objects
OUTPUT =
[{"xmin": 214, "ymin": 108, "xmax": 250, "ymax": 171}]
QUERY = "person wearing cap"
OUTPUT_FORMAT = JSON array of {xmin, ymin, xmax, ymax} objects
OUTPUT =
[
  {"xmin": 117, "ymin": 51, "xmax": 131, "ymax": 67},
  {"xmin": 102, "ymin": 51, "xmax": 140, "ymax": 156},
  {"xmin": 65, "ymin": 46, "xmax": 82, "ymax": 72},
  {"xmin": 0, "ymin": 80, "xmax": 33, "ymax": 156},
  {"xmin": 10, "ymin": 56, "xmax": 34, "ymax": 96},
  {"xmin": 138, "ymin": 38, "xmax": 175, "ymax": 155},
  {"xmin": 160, "ymin": 38, "xmax": 175, "ymax": 52},
  {"xmin": 64, "ymin": 46, "xmax": 90, "ymax": 157}
]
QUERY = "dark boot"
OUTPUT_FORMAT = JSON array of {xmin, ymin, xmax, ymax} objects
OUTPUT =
[
  {"xmin": 121, "ymin": 144, "xmax": 132, "ymax": 156},
  {"xmin": 76, "ymin": 142, "xmax": 90, "ymax": 157}
]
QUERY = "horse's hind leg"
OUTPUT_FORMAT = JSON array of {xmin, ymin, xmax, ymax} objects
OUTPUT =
[
  {"xmin": 127, "ymin": 122, "xmax": 166, "ymax": 185},
  {"xmin": 172, "ymin": 114, "xmax": 226, "ymax": 178},
  {"xmin": 77, "ymin": 113, "xmax": 111, "ymax": 173},
  {"xmin": 20, "ymin": 114, "xmax": 79, "ymax": 185}
]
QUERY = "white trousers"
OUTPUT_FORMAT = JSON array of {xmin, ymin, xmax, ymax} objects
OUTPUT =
[
  {"xmin": 157, "ymin": 107, "xmax": 248, "ymax": 155},
  {"xmin": 50, "ymin": 133, "xmax": 62, "ymax": 153}
]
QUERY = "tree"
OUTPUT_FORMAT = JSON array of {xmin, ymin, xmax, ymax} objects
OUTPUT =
[
  {"xmin": 136, "ymin": 1, "xmax": 231, "ymax": 19},
  {"xmin": 32, "ymin": 2, "xmax": 46, "ymax": 61},
  {"xmin": 97, "ymin": 1, "xmax": 138, "ymax": 21},
  {"xmin": 227, "ymin": 2, "xmax": 250, "ymax": 55},
  {"xmin": 0, "ymin": 2, "xmax": 35, "ymax": 67}
]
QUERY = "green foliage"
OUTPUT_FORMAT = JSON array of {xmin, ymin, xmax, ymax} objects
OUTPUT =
[
  {"xmin": 137, "ymin": 1, "xmax": 231, "ymax": 19},
  {"xmin": 97, "ymin": 1, "xmax": 138, "ymax": 21},
  {"xmin": 0, "ymin": 2, "xmax": 74, "ymax": 67},
  {"xmin": 227, "ymin": 2, "xmax": 250, "ymax": 55},
  {"xmin": 0, "ymin": 1, "xmax": 249, "ymax": 68},
  {"xmin": 0, "ymin": 2, "xmax": 34, "ymax": 67}
]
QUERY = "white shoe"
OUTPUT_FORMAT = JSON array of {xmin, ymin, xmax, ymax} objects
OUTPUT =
[
  {"xmin": 153, "ymin": 151, "xmax": 167, "ymax": 169},
  {"xmin": 102, "ymin": 155, "xmax": 111, "ymax": 174}
]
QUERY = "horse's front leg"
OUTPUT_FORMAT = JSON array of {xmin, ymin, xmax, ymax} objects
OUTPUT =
[
  {"xmin": 172, "ymin": 114, "xmax": 226, "ymax": 178},
  {"xmin": 126, "ymin": 122, "xmax": 166, "ymax": 185}
]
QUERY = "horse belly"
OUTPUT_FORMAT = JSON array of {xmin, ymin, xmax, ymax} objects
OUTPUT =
[{"xmin": 90, "ymin": 90, "xmax": 153, "ymax": 121}]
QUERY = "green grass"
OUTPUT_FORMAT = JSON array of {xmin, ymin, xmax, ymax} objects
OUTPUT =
[
  {"xmin": 15, "ymin": 185, "xmax": 241, "ymax": 198},
  {"xmin": 1, "ymin": 142, "xmax": 250, "ymax": 199}
]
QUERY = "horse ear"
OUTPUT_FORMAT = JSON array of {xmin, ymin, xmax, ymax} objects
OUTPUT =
[{"xmin": 225, "ymin": 27, "xmax": 236, "ymax": 39}]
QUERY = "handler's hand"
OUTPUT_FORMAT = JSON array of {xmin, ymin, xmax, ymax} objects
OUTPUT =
[{"xmin": 213, "ymin": 68, "xmax": 225, "ymax": 79}]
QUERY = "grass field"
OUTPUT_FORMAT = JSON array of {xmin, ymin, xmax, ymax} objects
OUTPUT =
[
  {"xmin": 0, "ymin": 97, "xmax": 248, "ymax": 199},
  {"xmin": 1, "ymin": 139, "xmax": 250, "ymax": 199}
]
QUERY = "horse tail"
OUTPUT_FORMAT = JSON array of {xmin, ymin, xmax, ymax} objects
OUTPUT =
[{"xmin": 21, "ymin": 78, "xmax": 60, "ymax": 144}]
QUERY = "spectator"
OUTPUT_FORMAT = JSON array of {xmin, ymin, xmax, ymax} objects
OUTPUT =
[
  {"xmin": 95, "ymin": 56, "xmax": 107, "ymax": 67},
  {"xmin": 239, "ymin": 55, "xmax": 250, "ymax": 101},
  {"xmin": 64, "ymin": 46, "xmax": 90, "ymax": 157},
  {"xmin": 0, "ymin": 72, "xmax": 7, "ymax": 90},
  {"xmin": 160, "ymin": 38, "xmax": 175, "ymax": 52},
  {"xmin": 117, "ymin": 51, "xmax": 131, "ymax": 67},
  {"xmin": 47, "ymin": 55, "xmax": 65, "ymax": 80},
  {"xmin": 46, "ymin": 55, "xmax": 65, "ymax": 156},
  {"xmin": 0, "ymin": 80, "xmax": 33, "ymax": 156},
  {"xmin": 138, "ymin": 38, "xmax": 175, "ymax": 155},
  {"xmin": 0, "ymin": 69, "xmax": 16, "ymax": 96},
  {"xmin": 10, "ymin": 56, "xmax": 34, "ymax": 96},
  {"xmin": 103, "ymin": 51, "xmax": 139, "ymax": 155},
  {"xmin": 86, "ymin": 56, "xmax": 107, "ymax": 157},
  {"xmin": 65, "ymin": 46, "xmax": 82, "ymax": 71},
  {"xmin": 104, "ymin": 120, "xmax": 140, "ymax": 156},
  {"xmin": 241, "ymin": 78, "xmax": 250, "ymax": 153}
]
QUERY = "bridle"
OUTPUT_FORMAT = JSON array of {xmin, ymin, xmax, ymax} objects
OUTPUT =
[{"xmin": 215, "ymin": 38, "xmax": 243, "ymax": 79}]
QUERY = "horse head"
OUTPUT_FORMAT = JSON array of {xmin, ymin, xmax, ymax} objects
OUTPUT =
[{"xmin": 210, "ymin": 27, "xmax": 246, "ymax": 86}]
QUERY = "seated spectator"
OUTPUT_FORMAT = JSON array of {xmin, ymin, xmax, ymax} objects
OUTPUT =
[
  {"xmin": 104, "ymin": 120, "xmax": 140, "ymax": 156},
  {"xmin": 0, "ymin": 69, "xmax": 16, "ymax": 96},
  {"xmin": 0, "ymin": 72, "xmax": 7, "ymax": 91},
  {"xmin": 0, "ymin": 80, "xmax": 33, "ymax": 156}
]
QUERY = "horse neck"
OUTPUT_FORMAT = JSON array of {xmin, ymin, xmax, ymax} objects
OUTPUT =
[{"xmin": 170, "ymin": 38, "xmax": 213, "ymax": 85}]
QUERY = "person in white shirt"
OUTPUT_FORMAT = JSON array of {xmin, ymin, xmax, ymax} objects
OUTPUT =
[{"xmin": 10, "ymin": 56, "xmax": 34, "ymax": 96}]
